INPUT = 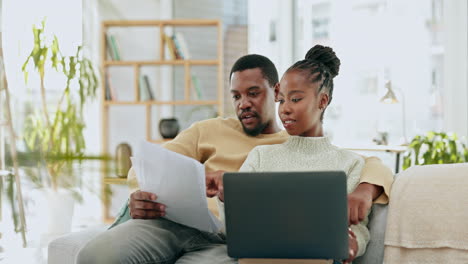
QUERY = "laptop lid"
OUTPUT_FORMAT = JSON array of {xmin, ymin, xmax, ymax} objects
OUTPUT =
[{"xmin": 223, "ymin": 171, "xmax": 348, "ymax": 260}]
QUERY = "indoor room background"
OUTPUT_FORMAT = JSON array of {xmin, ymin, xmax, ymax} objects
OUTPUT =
[{"xmin": 0, "ymin": 0, "xmax": 467, "ymax": 262}]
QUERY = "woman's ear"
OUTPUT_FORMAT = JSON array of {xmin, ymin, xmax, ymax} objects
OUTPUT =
[
  {"xmin": 274, "ymin": 83, "xmax": 280, "ymax": 102},
  {"xmin": 319, "ymin": 92, "xmax": 330, "ymax": 110}
]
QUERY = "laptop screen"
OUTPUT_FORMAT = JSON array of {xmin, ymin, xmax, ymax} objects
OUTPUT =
[{"xmin": 223, "ymin": 171, "xmax": 348, "ymax": 260}]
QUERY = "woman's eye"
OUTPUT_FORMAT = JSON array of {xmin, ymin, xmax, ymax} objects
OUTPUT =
[
  {"xmin": 292, "ymin": 98, "xmax": 302, "ymax": 102},
  {"xmin": 278, "ymin": 99, "xmax": 285, "ymax": 104},
  {"xmin": 249, "ymin": 92, "xmax": 259, "ymax": 97},
  {"xmin": 232, "ymin": 95, "xmax": 240, "ymax": 100}
]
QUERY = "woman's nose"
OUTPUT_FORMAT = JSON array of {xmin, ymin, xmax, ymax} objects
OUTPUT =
[{"xmin": 280, "ymin": 101, "xmax": 292, "ymax": 114}]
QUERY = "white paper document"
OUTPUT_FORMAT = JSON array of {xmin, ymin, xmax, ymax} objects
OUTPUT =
[{"xmin": 131, "ymin": 141, "xmax": 222, "ymax": 233}]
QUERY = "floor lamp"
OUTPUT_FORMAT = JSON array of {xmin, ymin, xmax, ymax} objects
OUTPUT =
[{"xmin": 380, "ymin": 81, "xmax": 408, "ymax": 145}]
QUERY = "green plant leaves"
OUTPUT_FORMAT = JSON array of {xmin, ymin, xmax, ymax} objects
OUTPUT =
[
  {"xmin": 20, "ymin": 18, "xmax": 99, "ymax": 191},
  {"xmin": 402, "ymin": 131, "xmax": 468, "ymax": 170}
]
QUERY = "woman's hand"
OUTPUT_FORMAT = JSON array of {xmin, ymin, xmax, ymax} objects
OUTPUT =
[{"xmin": 343, "ymin": 228, "xmax": 358, "ymax": 264}]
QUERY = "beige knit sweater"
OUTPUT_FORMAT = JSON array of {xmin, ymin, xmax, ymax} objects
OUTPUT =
[{"xmin": 218, "ymin": 136, "xmax": 370, "ymax": 257}]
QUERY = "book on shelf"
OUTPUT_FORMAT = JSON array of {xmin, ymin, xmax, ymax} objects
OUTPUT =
[
  {"xmin": 106, "ymin": 33, "xmax": 121, "ymax": 61},
  {"xmin": 143, "ymin": 75, "xmax": 155, "ymax": 100},
  {"xmin": 191, "ymin": 75, "xmax": 203, "ymax": 100},
  {"xmin": 174, "ymin": 32, "xmax": 191, "ymax": 60},
  {"xmin": 105, "ymin": 78, "xmax": 112, "ymax": 100},
  {"xmin": 163, "ymin": 34, "xmax": 178, "ymax": 60},
  {"xmin": 106, "ymin": 42, "xmax": 114, "ymax": 61},
  {"xmin": 171, "ymin": 36, "xmax": 183, "ymax": 59},
  {"xmin": 139, "ymin": 74, "xmax": 154, "ymax": 101},
  {"xmin": 105, "ymin": 71, "xmax": 117, "ymax": 101},
  {"xmin": 105, "ymin": 34, "xmax": 114, "ymax": 60}
]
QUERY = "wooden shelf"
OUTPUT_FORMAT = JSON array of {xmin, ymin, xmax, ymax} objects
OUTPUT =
[
  {"xmin": 149, "ymin": 139, "xmax": 173, "ymax": 144},
  {"xmin": 103, "ymin": 19, "xmax": 220, "ymax": 27},
  {"xmin": 101, "ymin": 19, "xmax": 223, "ymax": 222},
  {"xmin": 104, "ymin": 59, "xmax": 219, "ymax": 66},
  {"xmin": 104, "ymin": 100, "xmax": 219, "ymax": 106},
  {"xmin": 103, "ymin": 177, "xmax": 128, "ymax": 185}
]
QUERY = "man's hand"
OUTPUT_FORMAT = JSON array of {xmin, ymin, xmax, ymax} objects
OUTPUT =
[
  {"xmin": 347, "ymin": 183, "xmax": 377, "ymax": 225},
  {"xmin": 343, "ymin": 228, "xmax": 358, "ymax": 264},
  {"xmin": 129, "ymin": 190, "xmax": 166, "ymax": 219},
  {"xmin": 206, "ymin": 170, "xmax": 225, "ymax": 201}
]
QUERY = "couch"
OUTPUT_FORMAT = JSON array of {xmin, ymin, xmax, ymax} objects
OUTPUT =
[
  {"xmin": 47, "ymin": 163, "xmax": 468, "ymax": 264},
  {"xmin": 49, "ymin": 202, "xmax": 388, "ymax": 264}
]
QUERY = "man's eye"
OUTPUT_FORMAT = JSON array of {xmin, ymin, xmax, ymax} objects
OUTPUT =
[
  {"xmin": 278, "ymin": 99, "xmax": 285, "ymax": 104},
  {"xmin": 249, "ymin": 92, "xmax": 259, "ymax": 97},
  {"xmin": 232, "ymin": 95, "xmax": 240, "ymax": 100},
  {"xmin": 292, "ymin": 98, "xmax": 302, "ymax": 102}
]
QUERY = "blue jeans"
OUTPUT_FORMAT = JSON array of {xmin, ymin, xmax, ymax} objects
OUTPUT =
[{"xmin": 77, "ymin": 218, "xmax": 235, "ymax": 264}]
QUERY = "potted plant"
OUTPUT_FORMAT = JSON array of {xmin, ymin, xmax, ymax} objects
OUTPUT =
[
  {"xmin": 21, "ymin": 20, "xmax": 98, "ymax": 235},
  {"xmin": 402, "ymin": 131, "xmax": 468, "ymax": 170}
]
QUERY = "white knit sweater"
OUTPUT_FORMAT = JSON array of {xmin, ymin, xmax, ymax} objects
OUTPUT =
[{"xmin": 219, "ymin": 136, "xmax": 370, "ymax": 257}]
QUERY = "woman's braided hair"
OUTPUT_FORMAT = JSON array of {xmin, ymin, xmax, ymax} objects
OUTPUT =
[{"xmin": 287, "ymin": 45, "xmax": 341, "ymax": 105}]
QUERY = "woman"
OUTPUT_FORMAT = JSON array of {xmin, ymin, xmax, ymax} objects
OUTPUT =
[{"xmin": 239, "ymin": 45, "xmax": 369, "ymax": 264}]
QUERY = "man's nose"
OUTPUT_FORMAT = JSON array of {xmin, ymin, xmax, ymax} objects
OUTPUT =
[{"xmin": 239, "ymin": 97, "xmax": 252, "ymax": 109}]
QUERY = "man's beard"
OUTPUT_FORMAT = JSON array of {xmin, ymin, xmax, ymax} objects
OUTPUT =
[{"xmin": 241, "ymin": 120, "xmax": 270, "ymax": 137}]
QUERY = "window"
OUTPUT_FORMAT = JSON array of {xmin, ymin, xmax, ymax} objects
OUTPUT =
[
  {"xmin": 2, "ymin": 0, "xmax": 82, "ymax": 137},
  {"xmin": 292, "ymin": 0, "xmax": 462, "ymax": 146}
]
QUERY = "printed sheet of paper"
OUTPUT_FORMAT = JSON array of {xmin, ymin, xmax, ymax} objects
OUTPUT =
[{"xmin": 131, "ymin": 141, "xmax": 221, "ymax": 233}]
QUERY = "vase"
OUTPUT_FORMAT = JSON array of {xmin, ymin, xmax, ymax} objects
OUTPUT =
[
  {"xmin": 159, "ymin": 118, "xmax": 180, "ymax": 139},
  {"xmin": 116, "ymin": 143, "xmax": 132, "ymax": 178}
]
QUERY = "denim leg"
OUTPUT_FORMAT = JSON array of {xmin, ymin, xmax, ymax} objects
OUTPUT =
[{"xmin": 77, "ymin": 218, "xmax": 200, "ymax": 264}]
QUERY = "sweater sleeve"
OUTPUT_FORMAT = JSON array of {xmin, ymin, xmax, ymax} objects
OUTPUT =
[
  {"xmin": 126, "ymin": 122, "xmax": 202, "ymax": 192},
  {"xmin": 218, "ymin": 147, "xmax": 261, "ymax": 232},
  {"xmin": 348, "ymin": 157, "xmax": 371, "ymax": 257},
  {"xmin": 359, "ymin": 156, "xmax": 394, "ymax": 204},
  {"xmin": 351, "ymin": 220, "xmax": 371, "ymax": 257}
]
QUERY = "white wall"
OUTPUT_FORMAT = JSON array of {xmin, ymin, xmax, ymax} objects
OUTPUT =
[
  {"xmin": 247, "ymin": 0, "xmax": 294, "ymax": 76},
  {"xmin": 443, "ymin": 0, "xmax": 468, "ymax": 140}
]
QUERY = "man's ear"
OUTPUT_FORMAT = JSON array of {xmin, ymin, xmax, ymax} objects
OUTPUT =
[
  {"xmin": 274, "ymin": 83, "xmax": 280, "ymax": 101},
  {"xmin": 319, "ymin": 92, "xmax": 330, "ymax": 109}
]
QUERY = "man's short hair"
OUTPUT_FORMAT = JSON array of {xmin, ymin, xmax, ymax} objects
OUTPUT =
[{"xmin": 229, "ymin": 54, "xmax": 279, "ymax": 87}]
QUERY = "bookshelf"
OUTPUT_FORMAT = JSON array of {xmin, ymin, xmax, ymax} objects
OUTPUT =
[{"xmin": 101, "ymin": 19, "xmax": 223, "ymax": 222}]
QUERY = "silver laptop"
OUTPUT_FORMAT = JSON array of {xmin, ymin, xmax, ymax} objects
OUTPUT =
[{"xmin": 223, "ymin": 171, "xmax": 349, "ymax": 260}]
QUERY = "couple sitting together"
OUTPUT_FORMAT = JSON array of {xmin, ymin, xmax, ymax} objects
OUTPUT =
[{"xmin": 78, "ymin": 45, "xmax": 393, "ymax": 264}]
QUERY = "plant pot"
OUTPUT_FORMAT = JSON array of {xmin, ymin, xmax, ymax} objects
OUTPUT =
[
  {"xmin": 46, "ymin": 188, "xmax": 75, "ymax": 236},
  {"xmin": 159, "ymin": 118, "xmax": 180, "ymax": 139}
]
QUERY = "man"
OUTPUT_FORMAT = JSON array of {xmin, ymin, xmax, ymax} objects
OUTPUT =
[{"xmin": 77, "ymin": 55, "xmax": 392, "ymax": 263}]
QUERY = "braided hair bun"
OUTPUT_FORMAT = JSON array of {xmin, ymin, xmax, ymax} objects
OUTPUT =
[{"xmin": 304, "ymin": 45, "xmax": 341, "ymax": 78}]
